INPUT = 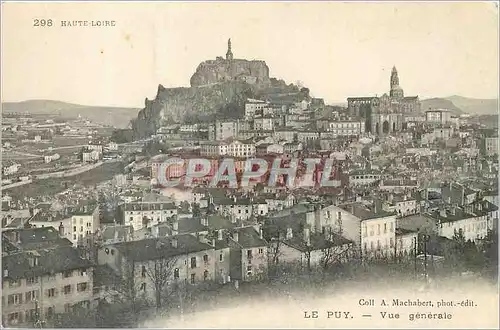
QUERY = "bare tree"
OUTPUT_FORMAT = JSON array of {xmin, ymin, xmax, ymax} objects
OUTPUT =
[
  {"xmin": 304, "ymin": 245, "xmax": 312, "ymax": 272},
  {"xmin": 269, "ymin": 235, "xmax": 284, "ymax": 266},
  {"xmin": 144, "ymin": 256, "xmax": 179, "ymax": 311},
  {"xmin": 319, "ymin": 227, "xmax": 354, "ymax": 271},
  {"xmin": 103, "ymin": 260, "xmax": 143, "ymax": 326}
]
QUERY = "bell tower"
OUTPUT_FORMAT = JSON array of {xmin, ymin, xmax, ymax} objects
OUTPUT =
[
  {"xmin": 389, "ymin": 66, "xmax": 404, "ymax": 98},
  {"xmin": 226, "ymin": 38, "xmax": 233, "ymax": 61}
]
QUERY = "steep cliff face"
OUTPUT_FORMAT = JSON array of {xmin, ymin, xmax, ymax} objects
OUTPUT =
[
  {"xmin": 131, "ymin": 82, "xmax": 259, "ymax": 138},
  {"xmin": 190, "ymin": 58, "xmax": 270, "ymax": 87}
]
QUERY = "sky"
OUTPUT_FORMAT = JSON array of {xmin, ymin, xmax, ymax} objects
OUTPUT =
[{"xmin": 2, "ymin": 2, "xmax": 499, "ymax": 108}]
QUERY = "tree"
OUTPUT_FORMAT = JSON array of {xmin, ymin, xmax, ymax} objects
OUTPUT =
[
  {"xmin": 269, "ymin": 236, "xmax": 284, "ymax": 267},
  {"xmin": 144, "ymin": 256, "xmax": 179, "ymax": 311},
  {"xmin": 192, "ymin": 203, "xmax": 201, "ymax": 217},
  {"xmin": 106, "ymin": 260, "xmax": 146, "ymax": 326},
  {"xmin": 319, "ymin": 228, "xmax": 354, "ymax": 271}
]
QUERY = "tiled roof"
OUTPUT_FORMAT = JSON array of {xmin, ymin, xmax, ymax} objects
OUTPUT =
[
  {"xmin": 3, "ymin": 227, "xmax": 73, "ymax": 250},
  {"xmin": 3, "ymin": 246, "xmax": 93, "ymax": 280},
  {"xmin": 113, "ymin": 234, "xmax": 214, "ymax": 262},
  {"xmin": 231, "ymin": 226, "xmax": 267, "ymax": 249},
  {"xmin": 123, "ymin": 202, "xmax": 177, "ymax": 211}
]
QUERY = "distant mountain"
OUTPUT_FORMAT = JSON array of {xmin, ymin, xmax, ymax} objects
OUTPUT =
[
  {"xmin": 2, "ymin": 100, "xmax": 140, "ymax": 128},
  {"xmin": 444, "ymin": 95, "xmax": 498, "ymax": 115},
  {"xmin": 420, "ymin": 98, "xmax": 464, "ymax": 115}
]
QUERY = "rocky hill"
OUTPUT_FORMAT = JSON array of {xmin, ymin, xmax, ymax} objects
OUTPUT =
[
  {"xmin": 132, "ymin": 82, "xmax": 258, "ymax": 137},
  {"xmin": 131, "ymin": 71, "xmax": 305, "ymax": 139},
  {"xmin": 190, "ymin": 58, "xmax": 270, "ymax": 87}
]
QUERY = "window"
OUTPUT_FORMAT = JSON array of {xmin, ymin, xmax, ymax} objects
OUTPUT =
[
  {"xmin": 203, "ymin": 254, "xmax": 209, "ymax": 264},
  {"xmin": 219, "ymin": 253, "xmax": 223, "ymax": 262},
  {"xmin": 390, "ymin": 222, "xmax": 394, "ymax": 232},
  {"xmin": 369, "ymin": 226, "xmax": 374, "ymax": 237},
  {"xmin": 73, "ymin": 234, "xmax": 77, "ymax": 240},
  {"xmin": 140, "ymin": 283, "xmax": 146, "ymax": 292},
  {"xmin": 384, "ymin": 223, "xmax": 387, "ymax": 233},
  {"xmin": 7, "ymin": 294, "xmax": 22, "ymax": 305},
  {"xmin": 190, "ymin": 257, "xmax": 197, "ymax": 269},
  {"xmin": 27, "ymin": 276, "xmax": 38, "ymax": 285},
  {"xmin": 203, "ymin": 270, "xmax": 209, "ymax": 281},
  {"xmin": 73, "ymin": 226, "xmax": 77, "ymax": 232},
  {"xmin": 9, "ymin": 279, "xmax": 21, "ymax": 288},
  {"xmin": 47, "ymin": 288, "xmax": 56, "ymax": 298},
  {"xmin": 258, "ymin": 248, "xmax": 264, "ymax": 254},
  {"xmin": 142, "ymin": 265, "xmax": 147, "ymax": 277},
  {"xmin": 63, "ymin": 270, "xmax": 73, "ymax": 278},
  {"xmin": 63, "ymin": 285, "xmax": 72, "ymax": 295},
  {"xmin": 77, "ymin": 282, "xmax": 88, "ymax": 292},
  {"xmin": 80, "ymin": 226, "xmax": 83, "ymax": 232},
  {"xmin": 64, "ymin": 303, "xmax": 72, "ymax": 313},
  {"xmin": 87, "ymin": 222, "xmax": 91, "ymax": 227},
  {"xmin": 390, "ymin": 238, "xmax": 394, "ymax": 248},
  {"xmin": 174, "ymin": 268, "xmax": 180, "ymax": 279},
  {"xmin": 377, "ymin": 224, "xmax": 380, "ymax": 235},
  {"xmin": 190, "ymin": 273, "xmax": 195, "ymax": 284},
  {"xmin": 25, "ymin": 290, "xmax": 37, "ymax": 302},
  {"xmin": 246, "ymin": 266, "xmax": 252, "ymax": 276},
  {"xmin": 8, "ymin": 312, "xmax": 20, "ymax": 325},
  {"xmin": 25, "ymin": 309, "xmax": 37, "ymax": 323},
  {"xmin": 247, "ymin": 250, "xmax": 253, "ymax": 259}
]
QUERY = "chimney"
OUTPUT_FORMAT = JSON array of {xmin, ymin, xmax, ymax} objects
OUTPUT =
[
  {"xmin": 172, "ymin": 221, "xmax": 179, "ymax": 234},
  {"xmin": 58, "ymin": 222, "xmax": 65, "ymax": 236},
  {"xmin": 304, "ymin": 227, "xmax": 311, "ymax": 246},
  {"xmin": 171, "ymin": 238, "xmax": 178, "ymax": 248},
  {"xmin": 286, "ymin": 227, "xmax": 293, "ymax": 240},
  {"xmin": 450, "ymin": 206, "xmax": 456, "ymax": 216},
  {"xmin": 259, "ymin": 226, "xmax": 263, "ymax": 239},
  {"xmin": 233, "ymin": 231, "xmax": 239, "ymax": 242},
  {"xmin": 218, "ymin": 229, "xmax": 223, "ymax": 240},
  {"xmin": 233, "ymin": 196, "xmax": 237, "ymax": 203},
  {"xmin": 440, "ymin": 208, "xmax": 447, "ymax": 218},
  {"xmin": 212, "ymin": 238, "xmax": 216, "ymax": 247},
  {"xmin": 114, "ymin": 228, "xmax": 119, "ymax": 241}
]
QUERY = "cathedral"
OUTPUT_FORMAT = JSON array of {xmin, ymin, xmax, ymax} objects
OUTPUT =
[{"xmin": 347, "ymin": 67, "xmax": 421, "ymax": 135}]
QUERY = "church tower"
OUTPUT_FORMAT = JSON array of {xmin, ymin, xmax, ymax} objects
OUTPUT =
[
  {"xmin": 226, "ymin": 38, "xmax": 233, "ymax": 61},
  {"xmin": 389, "ymin": 66, "xmax": 404, "ymax": 98}
]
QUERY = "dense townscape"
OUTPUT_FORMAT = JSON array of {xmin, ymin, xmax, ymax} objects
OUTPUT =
[{"xmin": 2, "ymin": 40, "xmax": 498, "ymax": 328}]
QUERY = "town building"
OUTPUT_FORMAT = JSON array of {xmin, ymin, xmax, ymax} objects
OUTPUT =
[
  {"xmin": 425, "ymin": 109, "xmax": 453, "ymax": 125},
  {"xmin": 122, "ymin": 201, "xmax": 178, "ymax": 231},
  {"xmin": 2, "ymin": 231, "xmax": 94, "ymax": 327},
  {"xmin": 200, "ymin": 139, "xmax": 256, "ymax": 158}
]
